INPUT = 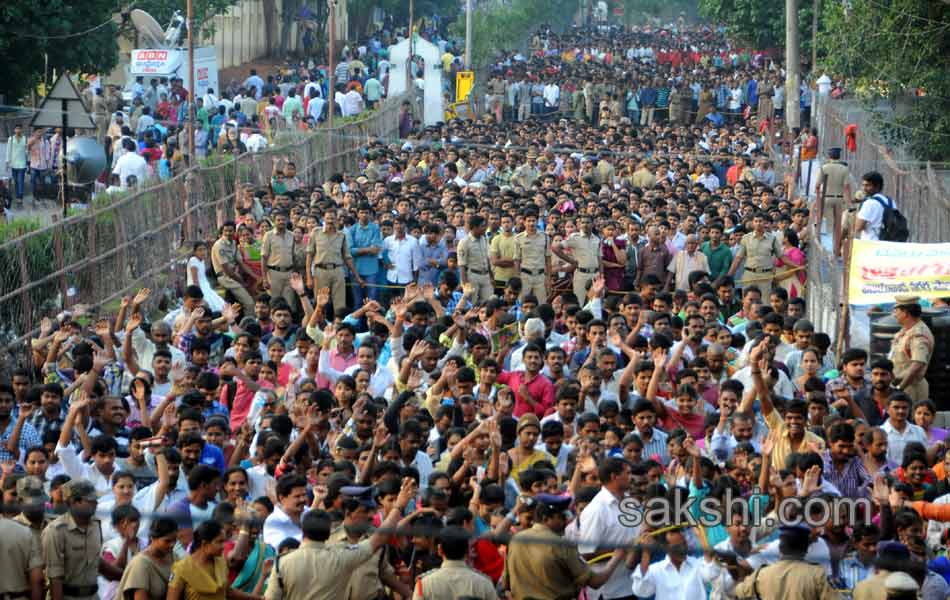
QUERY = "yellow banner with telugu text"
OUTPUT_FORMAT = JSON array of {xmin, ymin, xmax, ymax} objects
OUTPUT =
[{"xmin": 848, "ymin": 239, "xmax": 950, "ymax": 305}]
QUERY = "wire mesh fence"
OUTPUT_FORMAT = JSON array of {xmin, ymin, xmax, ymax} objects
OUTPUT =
[
  {"xmin": 813, "ymin": 96, "xmax": 950, "ymax": 244},
  {"xmin": 0, "ymin": 94, "xmax": 413, "ymax": 377}
]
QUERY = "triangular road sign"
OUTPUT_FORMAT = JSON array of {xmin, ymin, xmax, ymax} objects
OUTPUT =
[{"xmin": 30, "ymin": 73, "xmax": 97, "ymax": 130}]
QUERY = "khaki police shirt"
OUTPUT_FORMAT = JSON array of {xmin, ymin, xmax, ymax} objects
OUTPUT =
[
  {"xmin": 594, "ymin": 161, "xmax": 615, "ymax": 186},
  {"xmin": 512, "ymin": 165, "xmax": 539, "ymax": 188},
  {"xmin": 735, "ymin": 559, "xmax": 840, "ymax": 600},
  {"xmin": 364, "ymin": 163, "xmax": 381, "ymax": 183},
  {"xmin": 0, "ymin": 518, "xmax": 43, "ymax": 594},
  {"xmin": 457, "ymin": 234, "xmax": 491, "ymax": 274},
  {"xmin": 412, "ymin": 559, "xmax": 495, "ymax": 600},
  {"xmin": 514, "ymin": 230, "xmax": 548, "ymax": 271},
  {"xmin": 562, "ymin": 232, "xmax": 601, "ymax": 270},
  {"xmin": 306, "ymin": 230, "xmax": 349, "ymax": 267},
  {"xmin": 42, "ymin": 513, "xmax": 103, "ymax": 592},
  {"xmin": 13, "ymin": 513, "xmax": 49, "ymax": 549},
  {"xmin": 327, "ymin": 527, "xmax": 394, "ymax": 600},
  {"xmin": 502, "ymin": 523, "xmax": 593, "ymax": 600},
  {"xmin": 490, "ymin": 232, "xmax": 518, "ymax": 282},
  {"xmin": 211, "ymin": 238, "xmax": 240, "ymax": 279},
  {"xmin": 261, "ymin": 229, "xmax": 296, "ymax": 269},
  {"xmin": 264, "ymin": 539, "xmax": 375, "ymax": 600},
  {"xmin": 891, "ymin": 319, "xmax": 934, "ymax": 373},
  {"xmin": 632, "ymin": 168, "xmax": 656, "ymax": 189},
  {"xmin": 738, "ymin": 231, "xmax": 783, "ymax": 271},
  {"xmin": 818, "ymin": 161, "xmax": 849, "ymax": 197}
]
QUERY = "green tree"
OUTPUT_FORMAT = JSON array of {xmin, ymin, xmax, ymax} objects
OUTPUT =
[
  {"xmin": 697, "ymin": 0, "xmax": 813, "ymax": 54},
  {"xmin": 819, "ymin": 0, "xmax": 950, "ymax": 160},
  {"xmin": 0, "ymin": 0, "xmax": 119, "ymax": 104}
]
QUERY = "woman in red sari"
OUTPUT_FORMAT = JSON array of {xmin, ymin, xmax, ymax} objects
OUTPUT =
[{"xmin": 600, "ymin": 222, "xmax": 627, "ymax": 292}]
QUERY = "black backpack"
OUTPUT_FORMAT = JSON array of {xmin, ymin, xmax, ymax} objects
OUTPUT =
[{"xmin": 872, "ymin": 194, "xmax": 910, "ymax": 242}]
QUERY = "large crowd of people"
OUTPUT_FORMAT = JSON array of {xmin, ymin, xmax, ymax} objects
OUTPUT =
[{"xmin": 0, "ymin": 17, "xmax": 942, "ymax": 600}]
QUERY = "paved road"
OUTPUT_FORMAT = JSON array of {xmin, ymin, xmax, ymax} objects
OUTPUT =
[{"xmin": 4, "ymin": 196, "xmax": 62, "ymax": 226}]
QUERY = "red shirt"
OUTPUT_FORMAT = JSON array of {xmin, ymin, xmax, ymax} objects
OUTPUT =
[
  {"xmin": 496, "ymin": 370, "xmax": 555, "ymax": 418},
  {"xmin": 660, "ymin": 408, "xmax": 705, "ymax": 440}
]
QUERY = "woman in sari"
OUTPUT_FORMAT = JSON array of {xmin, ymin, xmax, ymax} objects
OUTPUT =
[
  {"xmin": 237, "ymin": 226, "xmax": 263, "ymax": 295},
  {"xmin": 228, "ymin": 518, "xmax": 275, "ymax": 596},
  {"xmin": 775, "ymin": 229, "xmax": 806, "ymax": 299},
  {"xmin": 168, "ymin": 520, "xmax": 263, "ymax": 600}
]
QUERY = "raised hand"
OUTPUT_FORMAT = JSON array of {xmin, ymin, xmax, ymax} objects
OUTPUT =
[
  {"xmin": 290, "ymin": 273, "xmax": 306, "ymax": 295},
  {"xmin": 651, "ymin": 347, "xmax": 668, "ymax": 368},
  {"xmin": 317, "ymin": 287, "xmax": 330, "ymax": 307},
  {"xmin": 40, "ymin": 317, "xmax": 53, "ymax": 337},
  {"xmin": 422, "ymin": 283, "xmax": 436, "ymax": 300},
  {"xmin": 125, "ymin": 312, "xmax": 143, "ymax": 333},
  {"xmin": 373, "ymin": 423, "xmax": 391, "ymax": 448},
  {"xmin": 132, "ymin": 288, "xmax": 151, "ymax": 307}
]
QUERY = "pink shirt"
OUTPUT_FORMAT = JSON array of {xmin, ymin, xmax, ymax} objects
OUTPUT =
[
  {"xmin": 224, "ymin": 377, "xmax": 274, "ymax": 431},
  {"xmin": 316, "ymin": 347, "xmax": 358, "ymax": 390},
  {"xmin": 496, "ymin": 370, "xmax": 555, "ymax": 418}
]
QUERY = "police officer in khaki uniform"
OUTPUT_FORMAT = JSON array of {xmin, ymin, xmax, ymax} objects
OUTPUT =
[
  {"xmin": 364, "ymin": 152, "xmax": 381, "ymax": 183},
  {"xmin": 328, "ymin": 486, "xmax": 410, "ymax": 600},
  {"xmin": 514, "ymin": 208, "xmax": 550, "ymax": 301},
  {"xmin": 457, "ymin": 215, "xmax": 494, "ymax": 304},
  {"xmin": 14, "ymin": 476, "xmax": 51, "ymax": 548},
  {"xmin": 816, "ymin": 147, "xmax": 851, "ymax": 258},
  {"xmin": 727, "ymin": 212, "xmax": 793, "ymax": 299},
  {"xmin": 306, "ymin": 209, "xmax": 363, "ymax": 312},
  {"xmin": 212, "ymin": 221, "xmax": 256, "ymax": 316},
  {"xmin": 261, "ymin": 211, "xmax": 298, "ymax": 311},
  {"xmin": 43, "ymin": 479, "xmax": 123, "ymax": 600},
  {"xmin": 593, "ymin": 153, "xmax": 615, "ymax": 187},
  {"xmin": 0, "ymin": 496, "xmax": 44, "ymax": 600},
  {"xmin": 511, "ymin": 151, "xmax": 540, "ymax": 189},
  {"xmin": 890, "ymin": 295, "xmax": 934, "ymax": 402},
  {"xmin": 735, "ymin": 525, "xmax": 840, "ymax": 600},
  {"xmin": 265, "ymin": 478, "xmax": 415, "ymax": 600},
  {"xmin": 554, "ymin": 215, "xmax": 601, "ymax": 302},
  {"xmin": 503, "ymin": 494, "xmax": 625, "ymax": 600},
  {"xmin": 412, "ymin": 526, "xmax": 495, "ymax": 600}
]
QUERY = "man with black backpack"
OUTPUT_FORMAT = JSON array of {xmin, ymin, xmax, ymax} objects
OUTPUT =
[{"xmin": 854, "ymin": 171, "xmax": 910, "ymax": 242}]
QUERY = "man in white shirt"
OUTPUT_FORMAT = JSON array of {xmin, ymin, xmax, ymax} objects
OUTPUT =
[
  {"xmin": 632, "ymin": 527, "xmax": 707, "ymax": 600},
  {"xmin": 854, "ymin": 170, "xmax": 891, "ymax": 241},
  {"xmin": 112, "ymin": 139, "xmax": 148, "ymax": 188},
  {"xmin": 578, "ymin": 457, "xmax": 639, "ymax": 600},
  {"xmin": 244, "ymin": 130, "xmax": 267, "ymax": 153},
  {"xmin": 343, "ymin": 88, "xmax": 364, "ymax": 117},
  {"xmin": 263, "ymin": 475, "xmax": 310, "ymax": 547},
  {"xmin": 383, "ymin": 218, "xmax": 421, "ymax": 287},
  {"xmin": 701, "ymin": 512, "xmax": 767, "ymax": 600},
  {"xmin": 543, "ymin": 81, "xmax": 560, "ymax": 113},
  {"xmin": 881, "ymin": 392, "xmax": 928, "ymax": 464}
]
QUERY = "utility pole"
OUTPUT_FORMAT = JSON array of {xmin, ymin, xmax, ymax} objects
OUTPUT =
[
  {"xmin": 187, "ymin": 0, "xmax": 195, "ymax": 160},
  {"xmin": 464, "ymin": 0, "xmax": 472, "ymax": 68},
  {"xmin": 328, "ymin": 0, "xmax": 335, "ymax": 133},
  {"xmin": 785, "ymin": 0, "xmax": 801, "ymax": 131},
  {"xmin": 811, "ymin": 0, "xmax": 819, "ymax": 72}
]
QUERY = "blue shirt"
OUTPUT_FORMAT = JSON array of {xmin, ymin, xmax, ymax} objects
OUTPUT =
[
  {"xmin": 418, "ymin": 239, "xmax": 448, "ymax": 286},
  {"xmin": 347, "ymin": 222, "xmax": 383, "ymax": 276},
  {"xmin": 200, "ymin": 443, "xmax": 226, "ymax": 473},
  {"xmin": 0, "ymin": 418, "xmax": 42, "ymax": 463}
]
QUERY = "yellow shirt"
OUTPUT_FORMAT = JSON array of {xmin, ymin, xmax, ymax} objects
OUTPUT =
[
  {"xmin": 764, "ymin": 409, "xmax": 826, "ymax": 470},
  {"xmin": 490, "ymin": 232, "xmax": 517, "ymax": 282},
  {"xmin": 169, "ymin": 555, "xmax": 228, "ymax": 600}
]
